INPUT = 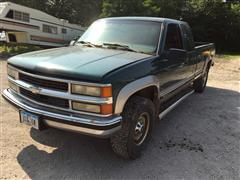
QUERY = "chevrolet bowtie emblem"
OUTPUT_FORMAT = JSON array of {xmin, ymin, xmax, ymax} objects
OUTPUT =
[{"xmin": 29, "ymin": 86, "xmax": 41, "ymax": 94}]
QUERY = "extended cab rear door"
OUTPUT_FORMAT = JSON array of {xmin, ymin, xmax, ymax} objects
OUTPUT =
[
  {"xmin": 180, "ymin": 23, "xmax": 197, "ymax": 76},
  {"xmin": 158, "ymin": 23, "xmax": 193, "ymax": 92}
]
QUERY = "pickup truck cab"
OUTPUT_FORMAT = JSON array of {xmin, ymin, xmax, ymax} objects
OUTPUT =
[{"xmin": 2, "ymin": 17, "xmax": 215, "ymax": 159}]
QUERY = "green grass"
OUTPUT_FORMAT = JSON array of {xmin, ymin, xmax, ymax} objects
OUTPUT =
[{"xmin": 0, "ymin": 43, "xmax": 43, "ymax": 57}]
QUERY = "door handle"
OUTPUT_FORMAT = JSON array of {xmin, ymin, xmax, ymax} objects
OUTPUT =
[{"xmin": 161, "ymin": 59, "xmax": 169, "ymax": 62}]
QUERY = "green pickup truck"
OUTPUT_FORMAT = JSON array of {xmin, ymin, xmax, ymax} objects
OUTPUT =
[{"xmin": 2, "ymin": 17, "xmax": 215, "ymax": 159}]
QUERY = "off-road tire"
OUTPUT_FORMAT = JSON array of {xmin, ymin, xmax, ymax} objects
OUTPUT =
[
  {"xmin": 194, "ymin": 66, "xmax": 210, "ymax": 93},
  {"xmin": 110, "ymin": 96, "xmax": 155, "ymax": 159}
]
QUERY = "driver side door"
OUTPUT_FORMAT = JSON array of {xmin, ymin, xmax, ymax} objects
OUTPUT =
[{"xmin": 157, "ymin": 23, "xmax": 192, "ymax": 94}]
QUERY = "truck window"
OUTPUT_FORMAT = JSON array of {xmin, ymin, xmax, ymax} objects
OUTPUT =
[
  {"xmin": 181, "ymin": 24, "xmax": 194, "ymax": 51},
  {"xmin": 78, "ymin": 20, "xmax": 162, "ymax": 54},
  {"xmin": 164, "ymin": 24, "xmax": 183, "ymax": 50}
]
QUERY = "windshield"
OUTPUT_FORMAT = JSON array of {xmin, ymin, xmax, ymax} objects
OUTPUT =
[{"xmin": 78, "ymin": 19, "xmax": 162, "ymax": 54}]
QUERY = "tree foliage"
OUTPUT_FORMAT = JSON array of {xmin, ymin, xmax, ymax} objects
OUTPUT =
[
  {"xmin": 2, "ymin": 0, "xmax": 240, "ymax": 52},
  {"xmin": 182, "ymin": 0, "xmax": 240, "ymax": 52},
  {"xmin": 101, "ymin": 0, "xmax": 240, "ymax": 52},
  {"xmin": 5, "ymin": 0, "xmax": 103, "ymax": 25}
]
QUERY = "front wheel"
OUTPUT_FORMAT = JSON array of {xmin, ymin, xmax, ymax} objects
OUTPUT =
[{"xmin": 110, "ymin": 96, "xmax": 155, "ymax": 159}]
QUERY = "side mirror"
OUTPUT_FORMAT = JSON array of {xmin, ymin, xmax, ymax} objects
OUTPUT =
[
  {"xmin": 167, "ymin": 48, "xmax": 187, "ymax": 62},
  {"xmin": 69, "ymin": 40, "xmax": 76, "ymax": 46}
]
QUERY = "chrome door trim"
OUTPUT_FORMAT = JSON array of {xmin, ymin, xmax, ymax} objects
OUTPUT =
[{"xmin": 159, "ymin": 75, "xmax": 194, "ymax": 97}]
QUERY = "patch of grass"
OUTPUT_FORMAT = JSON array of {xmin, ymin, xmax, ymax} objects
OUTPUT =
[
  {"xmin": 216, "ymin": 53, "xmax": 240, "ymax": 60},
  {"xmin": 0, "ymin": 43, "xmax": 43, "ymax": 57}
]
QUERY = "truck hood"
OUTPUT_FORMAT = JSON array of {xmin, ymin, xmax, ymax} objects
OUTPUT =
[{"xmin": 8, "ymin": 46, "xmax": 152, "ymax": 82}]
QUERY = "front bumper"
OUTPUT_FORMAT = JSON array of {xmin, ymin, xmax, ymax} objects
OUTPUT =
[{"xmin": 2, "ymin": 89, "xmax": 122, "ymax": 138}]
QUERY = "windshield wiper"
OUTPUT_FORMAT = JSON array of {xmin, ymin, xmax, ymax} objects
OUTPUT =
[
  {"xmin": 102, "ymin": 43, "xmax": 151, "ymax": 54},
  {"xmin": 77, "ymin": 41, "xmax": 151, "ymax": 54},
  {"xmin": 103, "ymin": 43, "xmax": 138, "ymax": 53},
  {"xmin": 77, "ymin": 41, "xmax": 102, "ymax": 48}
]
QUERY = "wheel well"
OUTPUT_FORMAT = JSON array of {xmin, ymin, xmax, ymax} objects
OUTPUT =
[
  {"xmin": 133, "ymin": 86, "xmax": 158, "ymax": 101},
  {"xmin": 127, "ymin": 86, "xmax": 159, "ymax": 112}
]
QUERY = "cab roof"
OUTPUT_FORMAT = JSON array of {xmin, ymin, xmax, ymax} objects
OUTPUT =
[{"xmin": 101, "ymin": 16, "xmax": 185, "ymax": 24}]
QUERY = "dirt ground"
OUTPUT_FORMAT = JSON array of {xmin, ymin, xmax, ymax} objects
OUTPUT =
[{"xmin": 0, "ymin": 57, "xmax": 239, "ymax": 180}]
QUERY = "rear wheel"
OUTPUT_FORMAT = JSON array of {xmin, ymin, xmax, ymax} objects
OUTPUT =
[
  {"xmin": 110, "ymin": 96, "xmax": 155, "ymax": 159},
  {"xmin": 194, "ymin": 66, "xmax": 210, "ymax": 93}
]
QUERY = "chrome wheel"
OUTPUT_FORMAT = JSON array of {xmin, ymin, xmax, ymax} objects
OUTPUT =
[{"xmin": 133, "ymin": 112, "xmax": 150, "ymax": 146}]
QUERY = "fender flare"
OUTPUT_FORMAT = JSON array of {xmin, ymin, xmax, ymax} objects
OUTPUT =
[
  {"xmin": 203, "ymin": 56, "xmax": 213, "ymax": 72},
  {"xmin": 114, "ymin": 75, "xmax": 160, "ymax": 114}
]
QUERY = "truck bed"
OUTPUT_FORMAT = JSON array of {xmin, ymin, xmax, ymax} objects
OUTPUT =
[{"xmin": 195, "ymin": 42, "xmax": 215, "ymax": 50}]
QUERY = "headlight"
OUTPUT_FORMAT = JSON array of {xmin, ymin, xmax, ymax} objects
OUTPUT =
[
  {"xmin": 8, "ymin": 81, "xmax": 19, "ymax": 93},
  {"xmin": 72, "ymin": 101, "xmax": 100, "ymax": 113},
  {"xmin": 72, "ymin": 101, "xmax": 112, "ymax": 115},
  {"xmin": 7, "ymin": 66, "xmax": 18, "ymax": 79},
  {"xmin": 71, "ymin": 84, "xmax": 112, "ymax": 97}
]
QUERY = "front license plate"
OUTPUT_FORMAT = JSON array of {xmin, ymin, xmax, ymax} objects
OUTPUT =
[{"xmin": 20, "ymin": 110, "xmax": 39, "ymax": 129}]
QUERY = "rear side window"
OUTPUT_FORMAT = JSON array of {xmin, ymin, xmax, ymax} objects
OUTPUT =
[
  {"xmin": 181, "ymin": 24, "xmax": 195, "ymax": 51},
  {"xmin": 164, "ymin": 24, "xmax": 183, "ymax": 50}
]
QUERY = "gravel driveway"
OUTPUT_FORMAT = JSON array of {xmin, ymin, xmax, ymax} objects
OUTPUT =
[{"xmin": 0, "ymin": 57, "xmax": 239, "ymax": 180}]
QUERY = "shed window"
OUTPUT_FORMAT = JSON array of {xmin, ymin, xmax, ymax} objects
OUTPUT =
[
  {"xmin": 62, "ymin": 28, "xmax": 67, "ymax": 34},
  {"xmin": 6, "ymin": 10, "xmax": 13, "ymax": 18},
  {"xmin": 43, "ymin": 24, "xmax": 58, "ymax": 34},
  {"xmin": 5, "ymin": 9, "xmax": 30, "ymax": 22},
  {"xmin": 22, "ymin": 13, "xmax": 30, "ymax": 22},
  {"xmin": 14, "ymin": 11, "xmax": 22, "ymax": 21}
]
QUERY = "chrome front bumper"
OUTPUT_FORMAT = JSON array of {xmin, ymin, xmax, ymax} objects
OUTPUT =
[{"xmin": 2, "ymin": 89, "xmax": 122, "ymax": 138}]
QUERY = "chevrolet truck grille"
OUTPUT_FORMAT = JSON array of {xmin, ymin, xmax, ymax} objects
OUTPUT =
[
  {"xmin": 7, "ymin": 65, "xmax": 112, "ymax": 117},
  {"xmin": 19, "ymin": 73, "xmax": 68, "ymax": 92},
  {"xmin": 20, "ymin": 88, "xmax": 69, "ymax": 108}
]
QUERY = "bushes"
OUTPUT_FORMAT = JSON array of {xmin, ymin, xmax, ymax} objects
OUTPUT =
[{"xmin": 0, "ymin": 43, "xmax": 43, "ymax": 57}]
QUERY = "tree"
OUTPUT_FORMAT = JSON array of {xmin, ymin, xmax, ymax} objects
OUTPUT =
[
  {"xmin": 3, "ymin": 0, "xmax": 240, "ymax": 52},
  {"xmin": 4, "ymin": 0, "xmax": 103, "ymax": 26},
  {"xmin": 4, "ymin": 0, "xmax": 49, "ymax": 12},
  {"xmin": 101, "ymin": 0, "xmax": 186, "ymax": 19},
  {"xmin": 183, "ymin": 0, "xmax": 240, "ymax": 52},
  {"xmin": 101, "ymin": 0, "xmax": 144, "ymax": 17},
  {"xmin": 101, "ymin": 0, "xmax": 240, "ymax": 52}
]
